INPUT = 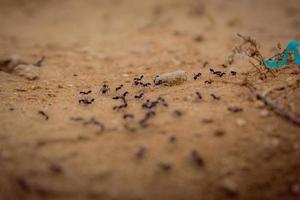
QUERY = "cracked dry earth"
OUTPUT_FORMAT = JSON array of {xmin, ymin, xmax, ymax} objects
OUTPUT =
[{"xmin": 0, "ymin": 0, "xmax": 300, "ymax": 200}]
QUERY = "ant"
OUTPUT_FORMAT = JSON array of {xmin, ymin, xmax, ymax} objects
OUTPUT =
[
  {"xmin": 79, "ymin": 90, "xmax": 92, "ymax": 95},
  {"xmin": 38, "ymin": 110, "xmax": 49, "ymax": 120},
  {"xmin": 134, "ymin": 92, "xmax": 144, "ymax": 99},
  {"xmin": 100, "ymin": 84, "xmax": 109, "ymax": 94},
  {"xmin": 190, "ymin": 149, "xmax": 204, "ymax": 167},
  {"xmin": 139, "ymin": 111, "xmax": 156, "ymax": 126},
  {"xmin": 193, "ymin": 72, "xmax": 202, "ymax": 80},
  {"xmin": 115, "ymin": 84, "xmax": 123, "ymax": 91},
  {"xmin": 84, "ymin": 117, "xmax": 105, "ymax": 131},
  {"xmin": 79, "ymin": 98, "xmax": 95, "ymax": 104},
  {"xmin": 157, "ymin": 162, "xmax": 173, "ymax": 171},
  {"xmin": 230, "ymin": 71, "xmax": 237, "ymax": 76},
  {"xmin": 173, "ymin": 110, "xmax": 183, "ymax": 117},
  {"xmin": 169, "ymin": 135, "xmax": 177, "ymax": 143},
  {"xmin": 123, "ymin": 113, "xmax": 134, "ymax": 120},
  {"xmin": 210, "ymin": 94, "xmax": 220, "ymax": 100},
  {"xmin": 220, "ymin": 64, "xmax": 228, "ymax": 68},
  {"xmin": 227, "ymin": 106, "xmax": 243, "ymax": 113},
  {"xmin": 204, "ymin": 79, "xmax": 213, "ymax": 84},
  {"xmin": 195, "ymin": 92, "xmax": 202, "ymax": 99}
]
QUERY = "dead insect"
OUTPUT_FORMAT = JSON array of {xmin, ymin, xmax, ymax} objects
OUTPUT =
[
  {"xmin": 115, "ymin": 84, "xmax": 124, "ymax": 91},
  {"xmin": 79, "ymin": 90, "xmax": 92, "ymax": 95},
  {"xmin": 79, "ymin": 98, "xmax": 95, "ymax": 104},
  {"xmin": 157, "ymin": 162, "xmax": 173, "ymax": 171},
  {"xmin": 227, "ymin": 106, "xmax": 243, "ymax": 113},
  {"xmin": 210, "ymin": 94, "xmax": 221, "ymax": 100},
  {"xmin": 230, "ymin": 71, "xmax": 237, "ymax": 75},
  {"xmin": 190, "ymin": 149, "xmax": 204, "ymax": 167},
  {"xmin": 38, "ymin": 110, "xmax": 49, "ymax": 120},
  {"xmin": 134, "ymin": 92, "xmax": 144, "ymax": 99},
  {"xmin": 100, "ymin": 84, "xmax": 109, "ymax": 94},
  {"xmin": 204, "ymin": 79, "xmax": 213, "ymax": 84},
  {"xmin": 195, "ymin": 92, "xmax": 202, "ymax": 99},
  {"xmin": 123, "ymin": 113, "xmax": 134, "ymax": 120}
]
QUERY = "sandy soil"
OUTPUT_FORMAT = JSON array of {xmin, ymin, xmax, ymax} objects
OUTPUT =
[{"xmin": 0, "ymin": 0, "xmax": 300, "ymax": 200}]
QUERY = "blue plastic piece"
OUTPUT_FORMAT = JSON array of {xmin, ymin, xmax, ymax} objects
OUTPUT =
[{"xmin": 263, "ymin": 40, "xmax": 300, "ymax": 68}]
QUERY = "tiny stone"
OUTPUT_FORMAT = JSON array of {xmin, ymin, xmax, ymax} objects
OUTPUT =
[
  {"xmin": 254, "ymin": 100, "xmax": 265, "ymax": 108},
  {"xmin": 221, "ymin": 178, "xmax": 239, "ymax": 196},
  {"xmin": 259, "ymin": 109, "xmax": 270, "ymax": 117},
  {"xmin": 236, "ymin": 118, "xmax": 246, "ymax": 126},
  {"xmin": 154, "ymin": 70, "xmax": 187, "ymax": 86},
  {"xmin": 14, "ymin": 64, "xmax": 40, "ymax": 80}
]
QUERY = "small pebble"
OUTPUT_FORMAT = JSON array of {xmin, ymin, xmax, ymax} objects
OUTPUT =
[
  {"xmin": 154, "ymin": 70, "xmax": 187, "ymax": 86},
  {"xmin": 236, "ymin": 118, "xmax": 246, "ymax": 126},
  {"xmin": 259, "ymin": 109, "xmax": 270, "ymax": 117},
  {"xmin": 221, "ymin": 178, "xmax": 239, "ymax": 196}
]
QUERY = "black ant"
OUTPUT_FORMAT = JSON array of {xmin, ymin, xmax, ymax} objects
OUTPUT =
[
  {"xmin": 79, "ymin": 98, "xmax": 95, "ymax": 104},
  {"xmin": 190, "ymin": 149, "xmax": 204, "ymax": 167},
  {"xmin": 83, "ymin": 117, "xmax": 105, "ymax": 131},
  {"xmin": 210, "ymin": 94, "xmax": 220, "ymax": 100},
  {"xmin": 100, "ymin": 84, "xmax": 109, "ymax": 94},
  {"xmin": 115, "ymin": 84, "xmax": 123, "ymax": 91},
  {"xmin": 35, "ymin": 56, "xmax": 45, "ymax": 67},
  {"xmin": 173, "ymin": 110, "xmax": 183, "ymax": 117},
  {"xmin": 193, "ymin": 72, "xmax": 202, "ymax": 80},
  {"xmin": 220, "ymin": 64, "xmax": 228, "ymax": 68},
  {"xmin": 38, "ymin": 110, "xmax": 49, "ymax": 120},
  {"xmin": 79, "ymin": 90, "xmax": 92, "ymax": 95},
  {"xmin": 169, "ymin": 135, "xmax": 177, "ymax": 143},
  {"xmin": 139, "ymin": 111, "xmax": 156, "ymax": 126},
  {"xmin": 195, "ymin": 92, "xmax": 202, "ymax": 99},
  {"xmin": 134, "ymin": 75, "xmax": 144, "ymax": 81},
  {"xmin": 134, "ymin": 92, "xmax": 144, "ymax": 99},
  {"xmin": 123, "ymin": 113, "xmax": 134, "ymax": 120},
  {"xmin": 204, "ymin": 79, "xmax": 213, "ymax": 84},
  {"xmin": 230, "ymin": 71, "xmax": 237, "ymax": 76},
  {"xmin": 157, "ymin": 162, "xmax": 173, "ymax": 171},
  {"xmin": 227, "ymin": 106, "xmax": 243, "ymax": 113}
]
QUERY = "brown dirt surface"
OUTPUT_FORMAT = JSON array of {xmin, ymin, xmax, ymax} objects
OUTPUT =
[{"xmin": 0, "ymin": 0, "xmax": 300, "ymax": 200}]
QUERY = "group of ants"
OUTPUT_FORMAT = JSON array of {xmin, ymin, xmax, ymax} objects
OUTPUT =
[{"xmin": 75, "ymin": 65, "xmax": 240, "ymax": 134}]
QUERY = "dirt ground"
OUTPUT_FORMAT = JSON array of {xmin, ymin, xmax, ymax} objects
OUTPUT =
[{"xmin": 0, "ymin": 0, "xmax": 300, "ymax": 200}]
